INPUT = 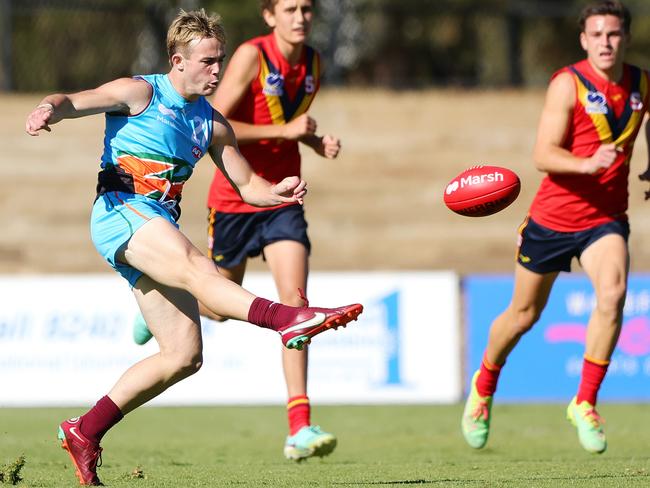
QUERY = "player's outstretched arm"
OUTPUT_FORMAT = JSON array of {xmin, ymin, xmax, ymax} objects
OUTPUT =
[
  {"xmin": 533, "ymin": 72, "xmax": 617, "ymax": 175},
  {"xmin": 25, "ymin": 78, "xmax": 152, "ymax": 136},
  {"xmin": 208, "ymin": 113, "xmax": 306, "ymax": 207}
]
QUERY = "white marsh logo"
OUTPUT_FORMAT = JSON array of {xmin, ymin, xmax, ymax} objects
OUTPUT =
[{"xmin": 445, "ymin": 171, "xmax": 504, "ymax": 195}]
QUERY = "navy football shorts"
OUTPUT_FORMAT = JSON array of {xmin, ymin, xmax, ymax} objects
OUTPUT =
[
  {"xmin": 207, "ymin": 204, "xmax": 311, "ymax": 269},
  {"xmin": 517, "ymin": 217, "xmax": 629, "ymax": 274}
]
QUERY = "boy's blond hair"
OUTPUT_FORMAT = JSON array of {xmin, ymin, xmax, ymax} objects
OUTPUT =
[{"xmin": 167, "ymin": 9, "xmax": 226, "ymax": 62}]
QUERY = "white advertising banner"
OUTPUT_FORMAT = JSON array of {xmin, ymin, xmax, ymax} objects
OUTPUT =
[{"xmin": 0, "ymin": 272, "xmax": 460, "ymax": 406}]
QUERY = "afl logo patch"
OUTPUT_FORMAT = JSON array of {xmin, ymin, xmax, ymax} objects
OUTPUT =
[
  {"xmin": 263, "ymin": 73, "xmax": 284, "ymax": 96},
  {"xmin": 192, "ymin": 146, "xmax": 203, "ymax": 159},
  {"xmin": 585, "ymin": 91, "xmax": 608, "ymax": 114},
  {"xmin": 630, "ymin": 92, "xmax": 644, "ymax": 111}
]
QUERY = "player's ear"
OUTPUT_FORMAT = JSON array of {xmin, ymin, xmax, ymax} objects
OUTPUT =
[
  {"xmin": 262, "ymin": 9, "xmax": 276, "ymax": 28},
  {"xmin": 579, "ymin": 32, "xmax": 588, "ymax": 51},
  {"xmin": 171, "ymin": 52, "xmax": 185, "ymax": 71}
]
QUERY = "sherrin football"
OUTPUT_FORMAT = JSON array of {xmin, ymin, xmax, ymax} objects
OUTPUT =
[{"xmin": 444, "ymin": 165, "xmax": 520, "ymax": 217}]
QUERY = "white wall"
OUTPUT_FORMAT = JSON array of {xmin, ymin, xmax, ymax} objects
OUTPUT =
[{"xmin": 0, "ymin": 272, "xmax": 461, "ymax": 406}]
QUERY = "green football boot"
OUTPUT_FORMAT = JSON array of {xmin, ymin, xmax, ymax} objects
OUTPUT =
[
  {"xmin": 461, "ymin": 370, "xmax": 493, "ymax": 449},
  {"xmin": 566, "ymin": 396, "xmax": 607, "ymax": 454},
  {"xmin": 132, "ymin": 313, "xmax": 153, "ymax": 345},
  {"xmin": 283, "ymin": 425, "xmax": 337, "ymax": 461}
]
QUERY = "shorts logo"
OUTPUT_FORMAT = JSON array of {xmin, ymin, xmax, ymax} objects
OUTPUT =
[
  {"xmin": 191, "ymin": 145, "xmax": 203, "ymax": 159},
  {"xmin": 630, "ymin": 92, "xmax": 644, "ymax": 111},
  {"xmin": 263, "ymin": 73, "xmax": 284, "ymax": 96},
  {"xmin": 585, "ymin": 91, "xmax": 608, "ymax": 114}
]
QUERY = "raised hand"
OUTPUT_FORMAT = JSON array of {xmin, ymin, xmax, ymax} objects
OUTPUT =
[{"xmin": 25, "ymin": 103, "xmax": 55, "ymax": 136}]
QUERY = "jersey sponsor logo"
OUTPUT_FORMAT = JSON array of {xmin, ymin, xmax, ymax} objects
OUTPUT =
[
  {"xmin": 263, "ymin": 72, "xmax": 284, "ymax": 96},
  {"xmin": 630, "ymin": 92, "xmax": 644, "ymax": 111},
  {"xmin": 191, "ymin": 145, "xmax": 203, "ymax": 159},
  {"xmin": 156, "ymin": 103, "xmax": 180, "ymax": 129},
  {"xmin": 445, "ymin": 172, "xmax": 504, "ymax": 195},
  {"xmin": 585, "ymin": 91, "xmax": 608, "ymax": 114},
  {"xmin": 158, "ymin": 103, "xmax": 177, "ymax": 119}
]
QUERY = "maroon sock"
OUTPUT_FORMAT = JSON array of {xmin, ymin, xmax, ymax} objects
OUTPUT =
[
  {"xmin": 248, "ymin": 297, "xmax": 299, "ymax": 331},
  {"xmin": 576, "ymin": 357, "xmax": 609, "ymax": 405},
  {"xmin": 79, "ymin": 395, "xmax": 124, "ymax": 444},
  {"xmin": 476, "ymin": 354, "xmax": 503, "ymax": 397}
]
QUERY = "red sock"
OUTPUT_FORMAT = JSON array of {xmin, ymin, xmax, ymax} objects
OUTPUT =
[
  {"xmin": 287, "ymin": 395, "xmax": 310, "ymax": 435},
  {"xmin": 248, "ymin": 297, "xmax": 300, "ymax": 331},
  {"xmin": 79, "ymin": 395, "xmax": 123, "ymax": 444},
  {"xmin": 476, "ymin": 354, "xmax": 503, "ymax": 397},
  {"xmin": 576, "ymin": 356, "xmax": 609, "ymax": 405}
]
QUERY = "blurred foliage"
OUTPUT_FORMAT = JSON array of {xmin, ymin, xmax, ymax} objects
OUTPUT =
[{"xmin": 2, "ymin": 0, "xmax": 650, "ymax": 91}]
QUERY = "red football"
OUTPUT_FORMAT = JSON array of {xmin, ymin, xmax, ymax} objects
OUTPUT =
[{"xmin": 443, "ymin": 165, "xmax": 520, "ymax": 217}]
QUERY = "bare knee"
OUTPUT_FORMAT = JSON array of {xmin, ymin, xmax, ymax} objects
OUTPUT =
[
  {"xmin": 595, "ymin": 283, "xmax": 627, "ymax": 320},
  {"xmin": 177, "ymin": 353, "xmax": 203, "ymax": 379},
  {"xmin": 509, "ymin": 306, "xmax": 541, "ymax": 336},
  {"xmin": 166, "ymin": 349, "xmax": 203, "ymax": 380}
]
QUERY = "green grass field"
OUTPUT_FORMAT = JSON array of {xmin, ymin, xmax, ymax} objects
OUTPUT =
[{"xmin": 1, "ymin": 404, "xmax": 649, "ymax": 487}]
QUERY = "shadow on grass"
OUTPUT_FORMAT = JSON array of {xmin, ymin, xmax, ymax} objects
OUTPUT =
[{"xmin": 334, "ymin": 471, "xmax": 650, "ymax": 485}]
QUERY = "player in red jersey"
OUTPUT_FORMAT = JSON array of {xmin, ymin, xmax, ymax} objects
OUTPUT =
[
  {"xmin": 461, "ymin": 0, "xmax": 649, "ymax": 454},
  {"xmin": 133, "ymin": 0, "xmax": 343, "ymax": 461}
]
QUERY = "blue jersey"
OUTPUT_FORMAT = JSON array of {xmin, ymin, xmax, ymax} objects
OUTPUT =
[{"xmin": 97, "ymin": 74, "xmax": 214, "ymax": 215}]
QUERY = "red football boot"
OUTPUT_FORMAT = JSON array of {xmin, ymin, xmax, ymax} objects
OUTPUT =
[
  {"xmin": 279, "ymin": 303, "xmax": 363, "ymax": 350},
  {"xmin": 58, "ymin": 417, "xmax": 103, "ymax": 486}
]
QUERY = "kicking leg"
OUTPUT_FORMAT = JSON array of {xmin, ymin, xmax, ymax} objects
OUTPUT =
[{"xmin": 126, "ymin": 217, "xmax": 362, "ymax": 347}]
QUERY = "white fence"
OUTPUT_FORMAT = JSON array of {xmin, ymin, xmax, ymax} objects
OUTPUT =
[{"xmin": 0, "ymin": 272, "xmax": 461, "ymax": 406}]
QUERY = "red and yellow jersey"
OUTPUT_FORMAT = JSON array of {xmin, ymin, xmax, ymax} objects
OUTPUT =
[
  {"xmin": 530, "ymin": 60, "xmax": 649, "ymax": 231},
  {"xmin": 208, "ymin": 34, "xmax": 321, "ymax": 212}
]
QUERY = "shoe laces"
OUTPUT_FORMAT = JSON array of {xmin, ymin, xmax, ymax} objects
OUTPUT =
[
  {"xmin": 160, "ymin": 198, "xmax": 179, "ymax": 220},
  {"xmin": 158, "ymin": 181, "xmax": 179, "ymax": 220},
  {"xmin": 471, "ymin": 399, "xmax": 490, "ymax": 422},
  {"xmin": 581, "ymin": 406, "xmax": 605, "ymax": 429},
  {"xmin": 297, "ymin": 288, "xmax": 309, "ymax": 307},
  {"xmin": 92, "ymin": 447, "xmax": 103, "ymax": 470}
]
